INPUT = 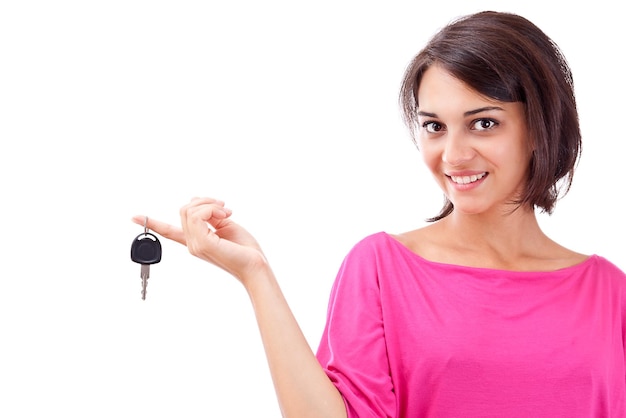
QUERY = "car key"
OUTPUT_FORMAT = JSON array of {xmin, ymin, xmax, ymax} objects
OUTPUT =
[{"xmin": 131, "ymin": 218, "xmax": 162, "ymax": 300}]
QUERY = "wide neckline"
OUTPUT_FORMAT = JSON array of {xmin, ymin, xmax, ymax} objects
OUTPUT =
[{"xmin": 381, "ymin": 231, "xmax": 596, "ymax": 276}]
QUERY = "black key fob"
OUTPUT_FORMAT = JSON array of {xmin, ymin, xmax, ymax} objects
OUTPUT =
[{"xmin": 130, "ymin": 232, "xmax": 162, "ymax": 265}]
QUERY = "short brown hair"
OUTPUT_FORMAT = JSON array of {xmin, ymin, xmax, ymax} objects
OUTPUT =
[{"xmin": 399, "ymin": 11, "xmax": 581, "ymax": 221}]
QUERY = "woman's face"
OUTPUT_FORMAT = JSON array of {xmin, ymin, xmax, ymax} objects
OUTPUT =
[{"xmin": 416, "ymin": 64, "xmax": 532, "ymax": 217}]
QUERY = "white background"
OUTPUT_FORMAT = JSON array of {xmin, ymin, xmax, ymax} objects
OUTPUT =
[{"xmin": 1, "ymin": 0, "xmax": 624, "ymax": 416}]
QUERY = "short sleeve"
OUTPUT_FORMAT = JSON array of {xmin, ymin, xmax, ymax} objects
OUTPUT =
[{"xmin": 316, "ymin": 237, "xmax": 396, "ymax": 418}]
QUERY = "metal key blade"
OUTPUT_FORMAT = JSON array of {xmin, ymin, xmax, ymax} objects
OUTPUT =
[{"xmin": 141, "ymin": 264, "xmax": 150, "ymax": 300}]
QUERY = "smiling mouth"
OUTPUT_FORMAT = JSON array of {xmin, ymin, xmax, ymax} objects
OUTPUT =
[{"xmin": 448, "ymin": 172, "xmax": 488, "ymax": 184}]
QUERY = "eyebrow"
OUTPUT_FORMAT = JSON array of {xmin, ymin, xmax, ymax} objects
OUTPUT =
[{"xmin": 417, "ymin": 106, "xmax": 505, "ymax": 118}]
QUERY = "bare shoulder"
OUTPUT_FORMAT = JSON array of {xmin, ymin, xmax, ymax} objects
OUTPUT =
[
  {"xmin": 390, "ymin": 224, "xmax": 453, "ymax": 264},
  {"xmin": 537, "ymin": 242, "xmax": 590, "ymax": 271},
  {"xmin": 390, "ymin": 223, "xmax": 589, "ymax": 272}
]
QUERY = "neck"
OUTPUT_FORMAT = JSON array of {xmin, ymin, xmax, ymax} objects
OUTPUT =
[{"xmin": 437, "ymin": 207, "xmax": 552, "ymax": 268}]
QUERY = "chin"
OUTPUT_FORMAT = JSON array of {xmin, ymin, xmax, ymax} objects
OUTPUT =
[{"xmin": 448, "ymin": 201, "xmax": 493, "ymax": 217}]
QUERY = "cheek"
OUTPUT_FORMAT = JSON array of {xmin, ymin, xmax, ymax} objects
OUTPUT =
[
  {"xmin": 418, "ymin": 139, "xmax": 442, "ymax": 172},
  {"xmin": 499, "ymin": 142, "xmax": 532, "ymax": 170},
  {"xmin": 419, "ymin": 147, "xmax": 438, "ymax": 172},
  {"xmin": 419, "ymin": 147, "xmax": 448, "ymax": 189}
]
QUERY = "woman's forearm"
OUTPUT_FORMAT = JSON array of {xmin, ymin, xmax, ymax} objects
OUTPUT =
[{"xmin": 244, "ymin": 267, "xmax": 347, "ymax": 418}]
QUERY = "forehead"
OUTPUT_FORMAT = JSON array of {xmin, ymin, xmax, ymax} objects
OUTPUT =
[{"xmin": 417, "ymin": 64, "xmax": 502, "ymax": 111}]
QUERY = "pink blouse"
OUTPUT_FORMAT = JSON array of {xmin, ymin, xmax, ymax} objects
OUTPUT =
[{"xmin": 316, "ymin": 232, "xmax": 626, "ymax": 417}]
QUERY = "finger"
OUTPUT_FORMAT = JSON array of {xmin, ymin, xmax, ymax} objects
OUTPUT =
[
  {"xmin": 179, "ymin": 198, "xmax": 226, "ymax": 230},
  {"xmin": 180, "ymin": 200, "xmax": 231, "ymax": 226},
  {"xmin": 187, "ymin": 204, "xmax": 233, "ymax": 230},
  {"xmin": 131, "ymin": 215, "xmax": 187, "ymax": 246},
  {"xmin": 180, "ymin": 203, "xmax": 232, "ymax": 255},
  {"xmin": 188, "ymin": 197, "xmax": 225, "ymax": 208}
]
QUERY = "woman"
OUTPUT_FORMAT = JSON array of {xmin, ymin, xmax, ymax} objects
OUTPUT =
[{"xmin": 133, "ymin": 11, "xmax": 626, "ymax": 417}]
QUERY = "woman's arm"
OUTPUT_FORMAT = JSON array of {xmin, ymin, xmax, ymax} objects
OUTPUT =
[
  {"xmin": 245, "ymin": 265, "xmax": 347, "ymax": 417},
  {"xmin": 132, "ymin": 197, "xmax": 347, "ymax": 418}
]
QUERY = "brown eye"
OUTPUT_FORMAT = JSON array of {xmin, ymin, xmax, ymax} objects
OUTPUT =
[
  {"xmin": 471, "ymin": 118, "xmax": 498, "ymax": 131},
  {"xmin": 423, "ymin": 121, "xmax": 444, "ymax": 133}
]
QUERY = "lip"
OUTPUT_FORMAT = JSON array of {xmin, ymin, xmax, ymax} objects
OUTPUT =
[{"xmin": 445, "ymin": 171, "xmax": 488, "ymax": 190}]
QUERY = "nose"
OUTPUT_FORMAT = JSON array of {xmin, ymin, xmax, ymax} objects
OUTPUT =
[{"xmin": 442, "ymin": 130, "xmax": 476, "ymax": 166}]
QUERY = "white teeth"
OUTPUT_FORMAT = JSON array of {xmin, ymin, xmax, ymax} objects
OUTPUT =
[{"xmin": 450, "ymin": 172, "xmax": 486, "ymax": 184}]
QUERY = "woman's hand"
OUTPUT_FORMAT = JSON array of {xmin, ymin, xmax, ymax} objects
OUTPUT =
[
  {"xmin": 132, "ymin": 197, "xmax": 269, "ymax": 285},
  {"xmin": 133, "ymin": 198, "xmax": 347, "ymax": 418}
]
